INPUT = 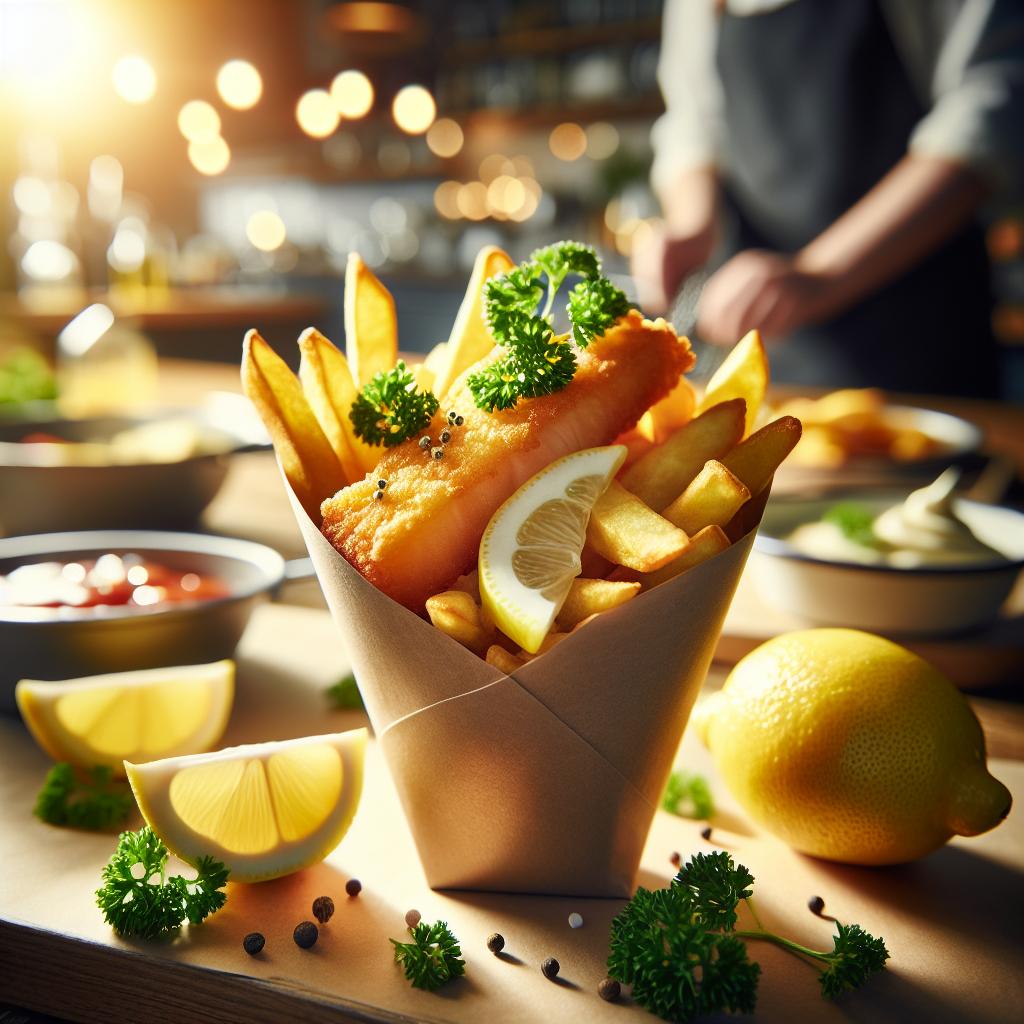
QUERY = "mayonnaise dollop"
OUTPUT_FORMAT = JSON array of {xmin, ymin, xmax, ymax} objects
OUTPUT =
[{"xmin": 787, "ymin": 469, "xmax": 1005, "ymax": 568}]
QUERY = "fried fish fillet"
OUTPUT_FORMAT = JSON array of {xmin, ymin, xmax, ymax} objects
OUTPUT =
[{"xmin": 321, "ymin": 312, "xmax": 694, "ymax": 611}]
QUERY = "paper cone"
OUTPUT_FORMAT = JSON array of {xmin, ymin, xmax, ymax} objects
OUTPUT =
[{"xmin": 289, "ymin": 482, "xmax": 764, "ymax": 898}]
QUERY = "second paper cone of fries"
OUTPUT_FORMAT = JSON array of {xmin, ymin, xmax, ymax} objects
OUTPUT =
[{"xmin": 243, "ymin": 243, "xmax": 799, "ymax": 897}]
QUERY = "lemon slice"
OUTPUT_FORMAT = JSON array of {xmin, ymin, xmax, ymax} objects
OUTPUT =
[
  {"xmin": 16, "ymin": 661, "xmax": 235, "ymax": 776},
  {"xmin": 126, "ymin": 729, "xmax": 366, "ymax": 882},
  {"xmin": 480, "ymin": 445, "xmax": 627, "ymax": 654}
]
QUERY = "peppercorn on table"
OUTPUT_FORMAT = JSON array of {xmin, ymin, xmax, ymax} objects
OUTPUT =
[{"xmin": 1, "ymin": 602, "xmax": 1021, "ymax": 1024}]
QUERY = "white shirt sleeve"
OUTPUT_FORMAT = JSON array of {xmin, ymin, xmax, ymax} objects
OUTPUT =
[
  {"xmin": 650, "ymin": 0, "xmax": 724, "ymax": 196},
  {"xmin": 896, "ymin": 0, "xmax": 1024, "ymax": 196}
]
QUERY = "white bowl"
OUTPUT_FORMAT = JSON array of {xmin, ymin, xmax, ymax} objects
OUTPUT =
[{"xmin": 750, "ymin": 493, "xmax": 1024, "ymax": 636}]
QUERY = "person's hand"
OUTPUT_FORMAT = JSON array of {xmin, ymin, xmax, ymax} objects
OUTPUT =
[
  {"xmin": 696, "ymin": 249, "xmax": 834, "ymax": 345},
  {"xmin": 632, "ymin": 220, "xmax": 715, "ymax": 315}
]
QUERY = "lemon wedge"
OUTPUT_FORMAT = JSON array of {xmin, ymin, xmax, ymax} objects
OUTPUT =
[
  {"xmin": 480, "ymin": 445, "xmax": 627, "ymax": 654},
  {"xmin": 16, "ymin": 661, "xmax": 235, "ymax": 776},
  {"xmin": 126, "ymin": 729, "xmax": 366, "ymax": 882}
]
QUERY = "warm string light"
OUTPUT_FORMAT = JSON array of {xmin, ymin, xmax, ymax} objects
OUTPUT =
[
  {"xmin": 246, "ymin": 210, "xmax": 286, "ymax": 251},
  {"xmin": 188, "ymin": 137, "xmax": 231, "ymax": 175},
  {"xmin": 392, "ymin": 84, "xmax": 435, "ymax": 135},
  {"xmin": 426, "ymin": 118, "xmax": 463, "ymax": 158},
  {"xmin": 331, "ymin": 70, "xmax": 374, "ymax": 118},
  {"xmin": 112, "ymin": 56, "xmax": 157, "ymax": 104},
  {"xmin": 549, "ymin": 122, "xmax": 587, "ymax": 161},
  {"xmin": 178, "ymin": 100, "xmax": 221, "ymax": 144},
  {"xmin": 217, "ymin": 60, "xmax": 262, "ymax": 110},
  {"xmin": 296, "ymin": 89, "xmax": 339, "ymax": 138}
]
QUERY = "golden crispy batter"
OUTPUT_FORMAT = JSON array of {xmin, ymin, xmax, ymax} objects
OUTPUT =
[{"xmin": 321, "ymin": 312, "xmax": 694, "ymax": 611}]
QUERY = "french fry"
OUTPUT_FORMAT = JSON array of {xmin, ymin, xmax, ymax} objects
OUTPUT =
[
  {"xmin": 636, "ymin": 374, "xmax": 697, "ymax": 444},
  {"xmin": 556, "ymin": 578, "xmax": 641, "ymax": 631},
  {"xmin": 486, "ymin": 645, "xmax": 526, "ymax": 674},
  {"xmin": 811, "ymin": 387, "xmax": 884, "ymax": 423},
  {"xmin": 431, "ymin": 246, "xmax": 515, "ymax": 398},
  {"xmin": 790, "ymin": 424, "xmax": 846, "ymax": 468},
  {"xmin": 344, "ymin": 253, "xmax": 398, "ymax": 387},
  {"xmin": 298, "ymin": 327, "xmax": 379, "ymax": 479},
  {"xmin": 620, "ymin": 398, "xmax": 746, "ymax": 512},
  {"xmin": 721, "ymin": 415, "xmax": 803, "ymax": 496},
  {"xmin": 612, "ymin": 525, "xmax": 731, "ymax": 590},
  {"xmin": 587, "ymin": 481, "xmax": 690, "ymax": 571},
  {"xmin": 662, "ymin": 460, "xmax": 751, "ymax": 535},
  {"xmin": 696, "ymin": 329, "xmax": 767, "ymax": 437},
  {"xmin": 425, "ymin": 590, "xmax": 494, "ymax": 655},
  {"xmin": 241, "ymin": 329, "xmax": 347, "ymax": 523},
  {"xmin": 412, "ymin": 341, "xmax": 450, "ymax": 393},
  {"xmin": 519, "ymin": 631, "xmax": 568, "ymax": 661}
]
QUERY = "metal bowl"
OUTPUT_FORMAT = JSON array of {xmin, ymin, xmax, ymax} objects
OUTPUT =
[
  {"xmin": 0, "ymin": 393, "xmax": 269, "ymax": 536},
  {"xmin": 0, "ymin": 530, "xmax": 304, "ymax": 713},
  {"xmin": 750, "ymin": 493, "xmax": 1024, "ymax": 636}
]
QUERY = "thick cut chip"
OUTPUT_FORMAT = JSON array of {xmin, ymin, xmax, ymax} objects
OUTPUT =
[
  {"xmin": 345, "ymin": 253, "xmax": 398, "ymax": 387},
  {"xmin": 620, "ymin": 399, "xmax": 746, "ymax": 512},
  {"xmin": 587, "ymin": 481, "xmax": 690, "ymax": 571},
  {"xmin": 16, "ymin": 661, "xmax": 234, "ymax": 776},
  {"xmin": 298, "ymin": 327, "xmax": 379, "ymax": 478},
  {"xmin": 486, "ymin": 645, "xmax": 526, "ymax": 674},
  {"xmin": 556, "ymin": 577, "xmax": 641, "ymax": 630},
  {"xmin": 479, "ymin": 445, "xmax": 626, "ymax": 654},
  {"xmin": 696, "ymin": 329, "xmax": 767, "ymax": 437},
  {"xmin": 425, "ymin": 589, "xmax": 494, "ymax": 655},
  {"xmin": 242, "ymin": 329, "xmax": 347, "ymax": 521},
  {"xmin": 612, "ymin": 525, "xmax": 731, "ymax": 590},
  {"xmin": 662, "ymin": 460, "xmax": 751, "ymax": 535},
  {"xmin": 721, "ymin": 415, "xmax": 803, "ymax": 497},
  {"xmin": 636, "ymin": 374, "xmax": 697, "ymax": 444},
  {"xmin": 126, "ymin": 729, "xmax": 366, "ymax": 882},
  {"xmin": 431, "ymin": 246, "xmax": 514, "ymax": 398}
]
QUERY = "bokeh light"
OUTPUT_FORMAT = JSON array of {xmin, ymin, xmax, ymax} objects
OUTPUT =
[
  {"xmin": 217, "ymin": 60, "xmax": 262, "ymax": 110},
  {"xmin": 434, "ymin": 181, "xmax": 462, "ymax": 220},
  {"xmin": 296, "ymin": 89, "xmax": 339, "ymax": 138},
  {"xmin": 21, "ymin": 240, "xmax": 79, "ymax": 281},
  {"xmin": 188, "ymin": 137, "xmax": 231, "ymax": 175},
  {"xmin": 549, "ymin": 122, "xmax": 587, "ymax": 161},
  {"xmin": 456, "ymin": 181, "xmax": 488, "ymax": 221},
  {"xmin": 586, "ymin": 122, "xmax": 620, "ymax": 160},
  {"xmin": 479, "ymin": 154, "xmax": 515, "ymax": 183},
  {"xmin": 330, "ymin": 70, "xmax": 374, "ymax": 118},
  {"xmin": 392, "ymin": 85, "xmax": 436, "ymax": 135},
  {"xmin": 13, "ymin": 177, "xmax": 51, "ymax": 217},
  {"xmin": 178, "ymin": 100, "xmax": 221, "ymax": 143},
  {"xmin": 426, "ymin": 118, "xmax": 464, "ymax": 158},
  {"xmin": 246, "ymin": 210, "xmax": 287, "ymax": 251},
  {"xmin": 112, "ymin": 56, "xmax": 157, "ymax": 104}
]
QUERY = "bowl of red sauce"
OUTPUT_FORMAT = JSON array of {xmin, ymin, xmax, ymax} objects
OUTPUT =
[{"xmin": 0, "ymin": 530, "xmax": 288, "ymax": 712}]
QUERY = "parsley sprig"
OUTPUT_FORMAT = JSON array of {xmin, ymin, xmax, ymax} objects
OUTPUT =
[
  {"xmin": 468, "ymin": 241, "xmax": 631, "ymax": 411},
  {"xmin": 326, "ymin": 671, "xmax": 365, "ymax": 709},
  {"xmin": 95, "ymin": 826, "xmax": 228, "ymax": 939},
  {"xmin": 34, "ymin": 763, "xmax": 133, "ymax": 830},
  {"xmin": 823, "ymin": 501, "xmax": 878, "ymax": 548},
  {"xmin": 391, "ymin": 919, "xmax": 466, "ymax": 991},
  {"xmin": 608, "ymin": 851, "xmax": 888, "ymax": 1021},
  {"xmin": 661, "ymin": 769, "xmax": 714, "ymax": 821},
  {"xmin": 350, "ymin": 360, "xmax": 439, "ymax": 447}
]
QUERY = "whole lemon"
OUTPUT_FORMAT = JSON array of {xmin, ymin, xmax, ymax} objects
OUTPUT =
[{"xmin": 696, "ymin": 628, "xmax": 1011, "ymax": 865}]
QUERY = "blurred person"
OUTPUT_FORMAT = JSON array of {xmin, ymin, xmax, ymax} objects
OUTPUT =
[{"xmin": 634, "ymin": 0, "xmax": 1024, "ymax": 397}]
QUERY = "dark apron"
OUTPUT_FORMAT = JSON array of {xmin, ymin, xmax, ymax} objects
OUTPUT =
[{"xmin": 712, "ymin": 0, "xmax": 999, "ymax": 397}]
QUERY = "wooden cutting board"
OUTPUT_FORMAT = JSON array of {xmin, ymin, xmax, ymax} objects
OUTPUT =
[
  {"xmin": 2, "ymin": 604, "xmax": 1021, "ymax": 1024},
  {"xmin": 717, "ymin": 573, "xmax": 1024, "ymax": 691}
]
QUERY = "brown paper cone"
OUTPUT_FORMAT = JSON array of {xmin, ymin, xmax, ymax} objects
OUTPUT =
[{"xmin": 289, "ymin": 482, "xmax": 763, "ymax": 897}]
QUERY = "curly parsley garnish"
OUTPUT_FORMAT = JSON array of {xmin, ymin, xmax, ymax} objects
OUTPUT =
[
  {"xmin": 95, "ymin": 826, "xmax": 228, "ymax": 939},
  {"xmin": 661, "ymin": 769, "xmax": 714, "ymax": 821},
  {"xmin": 34, "ymin": 763, "xmax": 133, "ymax": 830},
  {"xmin": 391, "ymin": 919, "xmax": 466, "ymax": 991},
  {"xmin": 823, "ymin": 501, "xmax": 878, "ymax": 547},
  {"xmin": 350, "ymin": 360, "xmax": 439, "ymax": 447},
  {"xmin": 608, "ymin": 851, "xmax": 888, "ymax": 1021},
  {"xmin": 468, "ymin": 241, "xmax": 632, "ymax": 412}
]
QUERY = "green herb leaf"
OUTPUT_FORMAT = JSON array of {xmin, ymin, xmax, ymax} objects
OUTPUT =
[
  {"xmin": 327, "ymin": 672, "xmax": 364, "ymax": 710},
  {"xmin": 34, "ymin": 763, "xmax": 133, "ymax": 830},
  {"xmin": 672, "ymin": 850, "xmax": 754, "ymax": 932},
  {"xmin": 818, "ymin": 923, "xmax": 890, "ymax": 999},
  {"xmin": 661, "ymin": 769, "xmax": 714, "ymax": 821},
  {"xmin": 470, "ymin": 241, "xmax": 631, "ymax": 412},
  {"xmin": 822, "ymin": 501, "xmax": 878, "ymax": 547},
  {"xmin": 350, "ymin": 360, "xmax": 439, "ymax": 447},
  {"xmin": 391, "ymin": 920, "xmax": 465, "ymax": 991},
  {"xmin": 95, "ymin": 826, "xmax": 228, "ymax": 939},
  {"xmin": 0, "ymin": 347, "xmax": 57, "ymax": 405}
]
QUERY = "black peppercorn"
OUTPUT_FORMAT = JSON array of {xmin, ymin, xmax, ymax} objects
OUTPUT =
[
  {"xmin": 431, "ymin": 446, "xmax": 444, "ymax": 460},
  {"xmin": 345, "ymin": 878, "xmax": 362, "ymax": 897},
  {"xmin": 447, "ymin": 410, "xmax": 457, "ymax": 423},
  {"xmin": 440, "ymin": 429, "xmax": 452, "ymax": 444},
  {"xmin": 419, "ymin": 436, "xmax": 431, "ymax": 449},
  {"xmin": 486, "ymin": 932, "xmax": 505, "ymax": 953},
  {"xmin": 700, "ymin": 826, "xmax": 713, "ymax": 841},
  {"xmin": 312, "ymin": 896, "xmax": 335, "ymax": 924},
  {"xmin": 669, "ymin": 850, "xmax": 681, "ymax": 867},
  {"xmin": 808, "ymin": 895, "xmax": 826, "ymax": 916},
  {"xmin": 454, "ymin": 415, "xmax": 464, "ymax": 426},
  {"xmin": 598, "ymin": 977, "xmax": 621, "ymax": 1002},
  {"xmin": 377, "ymin": 479, "xmax": 387, "ymax": 490},
  {"xmin": 293, "ymin": 920, "xmax": 319, "ymax": 949},
  {"xmin": 541, "ymin": 957, "xmax": 560, "ymax": 980},
  {"xmin": 373, "ymin": 489, "xmax": 384, "ymax": 501},
  {"xmin": 242, "ymin": 932, "xmax": 265, "ymax": 956}
]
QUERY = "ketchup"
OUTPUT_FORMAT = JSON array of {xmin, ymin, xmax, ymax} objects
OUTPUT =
[{"xmin": 0, "ymin": 553, "xmax": 229, "ymax": 611}]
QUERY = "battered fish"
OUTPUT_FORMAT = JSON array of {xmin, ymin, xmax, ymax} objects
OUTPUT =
[{"xmin": 321, "ymin": 311, "xmax": 694, "ymax": 611}]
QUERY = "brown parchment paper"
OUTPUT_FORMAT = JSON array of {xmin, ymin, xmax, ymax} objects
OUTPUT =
[{"xmin": 291, "ymin": 482, "xmax": 761, "ymax": 897}]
